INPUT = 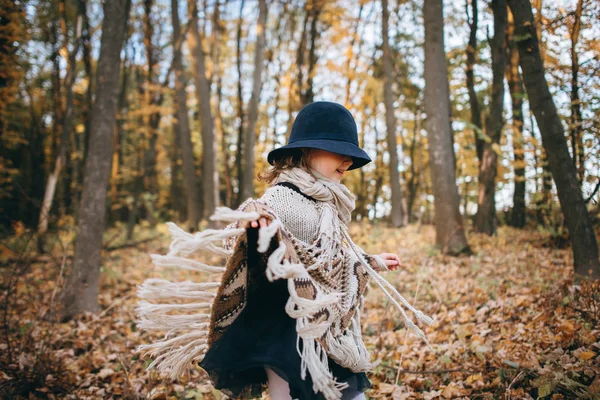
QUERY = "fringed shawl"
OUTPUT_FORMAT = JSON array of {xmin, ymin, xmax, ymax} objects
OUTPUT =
[{"xmin": 136, "ymin": 190, "xmax": 434, "ymax": 400}]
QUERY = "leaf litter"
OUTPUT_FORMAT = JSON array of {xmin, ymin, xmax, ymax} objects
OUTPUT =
[{"xmin": 1, "ymin": 223, "xmax": 599, "ymax": 399}]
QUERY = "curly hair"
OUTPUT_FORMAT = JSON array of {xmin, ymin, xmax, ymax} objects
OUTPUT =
[{"xmin": 257, "ymin": 147, "xmax": 316, "ymax": 185}]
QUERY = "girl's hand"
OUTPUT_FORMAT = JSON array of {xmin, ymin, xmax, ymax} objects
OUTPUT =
[
  {"xmin": 376, "ymin": 253, "xmax": 402, "ymax": 271},
  {"xmin": 246, "ymin": 217, "xmax": 271, "ymax": 229}
]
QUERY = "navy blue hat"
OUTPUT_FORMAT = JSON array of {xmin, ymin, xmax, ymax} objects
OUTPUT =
[{"xmin": 267, "ymin": 101, "xmax": 372, "ymax": 170}]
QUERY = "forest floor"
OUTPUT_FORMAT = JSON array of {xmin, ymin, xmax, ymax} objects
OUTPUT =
[{"xmin": 1, "ymin": 221, "xmax": 599, "ymax": 399}]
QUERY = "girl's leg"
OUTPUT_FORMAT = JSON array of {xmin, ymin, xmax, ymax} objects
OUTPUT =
[
  {"xmin": 265, "ymin": 367, "xmax": 366, "ymax": 400},
  {"xmin": 265, "ymin": 367, "xmax": 293, "ymax": 400},
  {"xmin": 340, "ymin": 376, "xmax": 367, "ymax": 400}
]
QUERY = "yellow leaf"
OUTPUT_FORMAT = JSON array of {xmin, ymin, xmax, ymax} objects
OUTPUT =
[
  {"xmin": 578, "ymin": 351, "xmax": 595, "ymax": 360},
  {"xmin": 466, "ymin": 374, "xmax": 483, "ymax": 384}
]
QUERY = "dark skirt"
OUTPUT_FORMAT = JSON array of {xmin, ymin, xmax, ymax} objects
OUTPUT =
[{"xmin": 198, "ymin": 227, "xmax": 371, "ymax": 399}]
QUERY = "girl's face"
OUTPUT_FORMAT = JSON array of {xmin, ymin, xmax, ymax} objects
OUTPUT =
[{"xmin": 306, "ymin": 149, "xmax": 354, "ymax": 183}]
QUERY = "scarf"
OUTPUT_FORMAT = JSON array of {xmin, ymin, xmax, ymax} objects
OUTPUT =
[
  {"xmin": 135, "ymin": 168, "xmax": 434, "ymax": 400},
  {"xmin": 274, "ymin": 167, "xmax": 355, "ymax": 225}
]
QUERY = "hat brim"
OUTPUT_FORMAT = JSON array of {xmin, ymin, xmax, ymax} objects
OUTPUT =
[{"xmin": 267, "ymin": 139, "xmax": 372, "ymax": 170}]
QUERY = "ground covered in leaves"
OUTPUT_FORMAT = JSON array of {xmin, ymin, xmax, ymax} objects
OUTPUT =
[{"xmin": 1, "ymin": 221, "xmax": 599, "ymax": 399}]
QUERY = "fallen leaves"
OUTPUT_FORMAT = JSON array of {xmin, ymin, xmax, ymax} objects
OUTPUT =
[{"xmin": 1, "ymin": 223, "xmax": 599, "ymax": 399}]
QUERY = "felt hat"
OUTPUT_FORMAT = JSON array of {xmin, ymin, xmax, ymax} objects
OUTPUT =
[{"xmin": 267, "ymin": 101, "xmax": 372, "ymax": 170}]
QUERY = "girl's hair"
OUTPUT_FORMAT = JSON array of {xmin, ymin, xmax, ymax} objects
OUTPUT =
[{"xmin": 258, "ymin": 147, "xmax": 315, "ymax": 185}]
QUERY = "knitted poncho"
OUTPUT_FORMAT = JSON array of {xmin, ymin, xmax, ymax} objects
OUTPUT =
[{"xmin": 136, "ymin": 177, "xmax": 433, "ymax": 400}]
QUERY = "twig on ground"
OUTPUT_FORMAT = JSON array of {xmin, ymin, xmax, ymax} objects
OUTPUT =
[
  {"xmin": 505, "ymin": 370, "xmax": 524, "ymax": 400},
  {"xmin": 99, "ymin": 294, "xmax": 131, "ymax": 318}
]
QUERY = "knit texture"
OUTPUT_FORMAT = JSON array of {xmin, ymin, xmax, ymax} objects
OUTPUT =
[
  {"xmin": 136, "ymin": 172, "xmax": 434, "ymax": 400},
  {"xmin": 261, "ymin": 184, "xmax": 323, "ymax": 244}
]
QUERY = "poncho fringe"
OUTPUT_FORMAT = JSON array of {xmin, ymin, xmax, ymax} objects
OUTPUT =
[{"xmin": 136, "ymin": 200, "xmax": 434, "ymax": 400}]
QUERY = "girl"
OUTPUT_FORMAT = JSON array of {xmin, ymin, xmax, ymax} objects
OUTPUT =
[{"xmin": 136, "ymin": 101, "xmax": 433, "ymax": 400}]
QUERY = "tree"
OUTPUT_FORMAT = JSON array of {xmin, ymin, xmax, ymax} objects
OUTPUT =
[
  {"xmin": 234, "ymin": 0, "xmax": 246, "ymax": 207},
  {"xmin": 423, "ymin": 0, "xmax": 470, "ymax": 254},
  {"xmin": 507, "ymin": 0, "xmax": 599, "ymax": 280},
  {"xmin": 474, "ymin": 0, "xmax": 507, "ymax": 235},
  {"xmin": 465, "ymin": 0, "xmax": 483, "ymax": 163},
  {"xmin": 569, "ymin": 0, "xmax": 585, "ymax": 183},
  {"xmin": 60, "ymin": 0, "xmax": 130, "ymax": 320},
  {"xmin": 171, "ymin": 0, "xmax": 200, "ymax": 231},
  {"xmin": 381, "ymin": 0, "xmax": 405, "ymax": 228},
  {"xmin": 240, "ymin": 0, "xmax": 268, "ymax": 201},
  {"xmin": 188, "ymin": 0, "xmax": 218, "ymax": 220},
  {"xmin": 37, "ymin": 0, "xmax": 83, "ymax": 251},
  {"xmin": 506, "ymin": 7, "xmax": 526, "ymax": 228}
]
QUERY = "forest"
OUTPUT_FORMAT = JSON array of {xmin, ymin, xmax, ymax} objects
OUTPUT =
[{"xmin": 1, "ymin": 0, "xmax": 599, "ymax": 398}]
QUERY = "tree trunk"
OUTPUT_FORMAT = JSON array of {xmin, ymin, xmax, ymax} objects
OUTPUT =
[
  {"xmin": 234, "ymin": 0, "xmax": 245, "ymax": 207},
  {"xmin": 406, "ymin": 107, "xmax": 422, "ymax": 223},
  {"xmin": 507, "ymin": 0, "xmax": 599, "ymax": 280},
  {"xmin": 423, "ymin": 0, "xmax": 470, "ymax": 255},
  {"xmin": 296, "ymin": 0, "xmax": 322, "ymax": 107},
  {"xmin": 241, "ymin": 0, "xmax": 267, "ymax": 201},
  {"xmin": 215, "ymin": 55, "xmax": 233, "ymax": 208},
  {"xmin": 381, "ymin": 0, "xmax": 405, "ymax": 228},
  {"xmin": 212, "ymin": 2, "xmax": 232, "ymax": 208},
  {"xmin": 170, "ymin": 121, "xmax": 185, "ymax": 222},
  {"xmin": 264, "ymin": 1, "xmax": 288, "ymax": 154},
  {"xmin": 474, "ymin": 0, "xmax": 506, "ymax": 235},
  {"xmin": 302, "ymin": 0, "xmax": 321, "ymax": 106},
  {"xmin": 38, "ymin": 0, "xmax": 82, "ymax": 249},
  {"xmin": 188, "ymin": 0, "xmax": 218, "ymax": 220},
  {"xmin": 344, "ymin": 4, "xmax": 363, "ymax": 107},
  {"xmin": 569, "ymin": 0, "xmax": 584, "ymax": 184},
  {"xmin": 172, "ymin": 0, "xmax": 200, "ymax": 231},
  {"xmin": 142, "ymin": 0, "xmax": 159, "ymax": 219},
  {"xmin": 110, "ymin": 43, "xmax": 130, "ymax": 224},
  {"xmin": 49, "ymin": 16, "xmax": 62, "ymax": 164},
  {"xmin": 37, "ymin": 15, "xmax": 61, "ymax": 253},
  {"xmin": 372, "ymin": 106, "xmax": 383, "ymax": 219},
  {"xmin": 355, "ymin": 105, "xmax": 368, "ymax": 221},
  {"xmin": 80, "ymin": 0, "xmax": 93, "ymax": 167},
  {"xmin": 60, "ymin": 0, "xmax": 130, "ymax": 320},
  {"xmin": 506, "ymin": 8, "xmax": 526, "ymax": 228},
  {"xmin": 530, "ymin": 2, "xmax": 552, "ymax": 227},
  {"xmin": 127, "ymin": 146, "xmax": 143, "ymax": 240},
  {"xmin": 466, "ymin": 0, "xmax": 483, "ymax": 162}
]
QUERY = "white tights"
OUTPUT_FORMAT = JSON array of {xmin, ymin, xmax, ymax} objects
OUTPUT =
[{"xmin": 265, "ymin": 368, "xmax": 367, "ymax": 400}]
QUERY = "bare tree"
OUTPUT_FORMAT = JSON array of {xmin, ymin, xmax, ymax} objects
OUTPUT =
[
  {"xmin": 60, "ymin": 0, "xmax": 130, "ymax": 320},
  {"xmin": 507, "ymin": 0, "xmax": 599, "ymax": 280},
  {"xmin": 381, "ymin": 0, "xmax": 405, "ymax": 228},
  {"xmin": 423, "ymin": 0, "xmax": 470, "ymax": 255}
]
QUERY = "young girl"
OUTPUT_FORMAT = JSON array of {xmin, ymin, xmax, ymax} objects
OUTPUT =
[{"xmin": 136, "ymin": 101, "xmax": 433, "ymax": 400}]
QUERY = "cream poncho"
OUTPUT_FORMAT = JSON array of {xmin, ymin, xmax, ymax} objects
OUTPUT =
[{"xmin": 136, "ymin": 168, "xmax": 434, "ymax": 400}]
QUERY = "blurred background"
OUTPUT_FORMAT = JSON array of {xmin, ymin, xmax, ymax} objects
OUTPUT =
[{"xmin": 2, "ymin": 0, "xmax": 598, "ymax": 233}]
